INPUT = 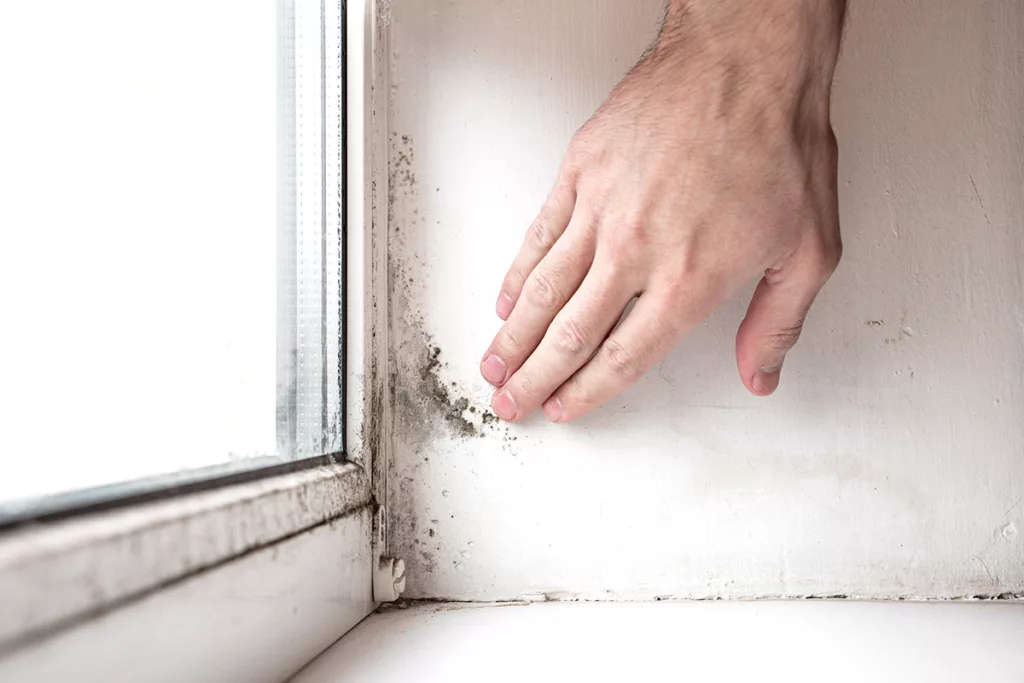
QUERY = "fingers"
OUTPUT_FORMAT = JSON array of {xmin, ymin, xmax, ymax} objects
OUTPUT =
[
  {"xmin": 489, "ymin": 264, "xmax": 637, "ymax": 422},
  {"xmin": 541, "ymin": 286, "xmax": 713, "ymax": 423},
  {"xmin": 495, "ymin": 172, "xmax": 577, "ymax": 320},
  {"xmin": 735, "ymin": 242, "xmax": 839, "ymax": 396},
  {"xmin": 480, "ymin": 215, "xmax": 596, "ymax": 388}
]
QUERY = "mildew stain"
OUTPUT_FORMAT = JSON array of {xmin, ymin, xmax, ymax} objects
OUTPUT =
[
  {"xmin": 388, "ymin": 132, "xmax": 503, "ymax": 446},
  {"xmin": 387, "ymin": 132, "xmax": 522, "ymax": 586},
  {"xmin": 406, "ymin": 343, "xmax": 478, "ymax": 439}
]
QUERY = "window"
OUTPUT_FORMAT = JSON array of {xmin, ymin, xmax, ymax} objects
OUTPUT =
[
  {"xmin": 0, "ymin": 0, "xmax": 344, "ymax": 525},
  {"xmin": 0, "ymin": 1, "xmax": 381, "ymax": 680}
]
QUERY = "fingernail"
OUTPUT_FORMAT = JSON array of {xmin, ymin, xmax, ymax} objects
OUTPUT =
[
  {"xmin": 492, "ymin": 390, "xmax": 518, "ymax": 421},
  {"xmin": 480, "ymin": 355, "xmax": 507, "ymax": 385},
  {"xmin": 543, "ymin": 396, "xmax": 564, "ymax": 422},
  {"xmin": 753, "ymin": 364, "xmax": 783, "ymax": 396},
  {"xmin": 496, "ymin": 294, "xmax": 514, "ymax": 320}
]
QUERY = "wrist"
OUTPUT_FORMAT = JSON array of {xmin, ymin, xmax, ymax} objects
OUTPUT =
[{"xmin": 656, "ymin": 0, "xmax": 846, "ymax": 121}]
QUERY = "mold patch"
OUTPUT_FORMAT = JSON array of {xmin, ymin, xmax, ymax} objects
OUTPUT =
[
  {"xmin": 387, "ymin": 132, "xmax": 506, "ymax": 446},
  {"xmin": 386, "ymin": 131, "xmax": 522, "ymax": 592},
  {"xmin": 401, "ymin": 342, "xmax": 478, "ymax": 439}
]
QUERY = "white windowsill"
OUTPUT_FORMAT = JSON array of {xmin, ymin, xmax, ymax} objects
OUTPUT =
[
  {"xmin": 0, "ymin": 462, "xmax": 369, "ymax": 651},
  {"xmin": 0, "ymin": 504, "xmax": 374, "ymax": 683},
  {"xmin": 293, "ymin": 600, "xmax": 1024, "ymax": 683}
]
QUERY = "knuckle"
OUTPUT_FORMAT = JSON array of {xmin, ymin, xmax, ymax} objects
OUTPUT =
[
  {"xmin": 658, "ymin": 275, "xmax": 690, "ymax": 309},
  {"xmin": 560, "ymin": 374, "xmax": 594, "ymax": 411},
  {"xmin": 619, "ymin": 215, "xmax": 649, "ymax": 246},
  {"xmin": 560, "ymin": 149, "xmax": 585, "ymax": 184},
  {"xmin": 565, "ymin": 127, "xmax": 605, "ymax": 177},
  {"xmin": 605, "ymin": 217, "xmax": 649, "ymax": 255},
  {"xmin": 806, "ymin": 234, "xmax": 842, "ymax": 284},
  {"xmin": 825, "ymin": 126, "xmax": 840, "ymax": 159},
  {"xmin": 811, "ymin": 247, "xmax": 841, "ymax": 283},
  {"xmin": 514, "ymin": 371, "xmax": 540, "ymax": 401},
  {"xmin": 765, "ymin": 324, "xmax": 804, "ymax": 352},
  {"xmin": 827, "ymin": 238, "xmax": 843, "ymax": 271},
  {"xmin": 528, "ymin": 216, "xmax": 556, "ymax": 250},
  {"xmin": 581, "ymin": 182, "xmax": 610, "ymax": 214},
  {"xmin": 654, "ymin": 282, "xmax": 697, "ymax": 331},
  {"xmin": 524, "ymin": 270, "xmax": 561, "ymax": 310},
  {"xmin": 599, "ymin": 253, "xmax": 630, "ymax": 284},
  {"xmin": 553, "ymin": 315, "xmax": 589, "ymax": 355},
  {"xmin": 601, "ymin": 338, "xmax": 640, "ymax": 379},
  {"xmin": 498, "ymin": 327, "xmax": 524, "ymax": 356},
  {"xmin": 567, "ymin": 126, "xmax": 594, "ymax": 161},
  {"xmin": 503, "ymin": 266, "xmax": 527, "ymax": 295}
]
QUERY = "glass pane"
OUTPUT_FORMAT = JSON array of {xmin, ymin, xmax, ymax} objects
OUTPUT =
[{"xmin": 0, "ymin": 0, "xmax": 344, "ymax": 523}]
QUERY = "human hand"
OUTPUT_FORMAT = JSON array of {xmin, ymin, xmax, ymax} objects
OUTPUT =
[{"xmin": 481, "ymin": 0, "xmax": 846, "ymax": 423}]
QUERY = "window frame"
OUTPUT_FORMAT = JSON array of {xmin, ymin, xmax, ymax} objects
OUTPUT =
[{"xmin": 0, "ymin": 0, "xmax": 390, "ymax": 678}]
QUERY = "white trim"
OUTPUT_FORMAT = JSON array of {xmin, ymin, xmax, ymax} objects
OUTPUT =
[
  {"xmin": 0, "ymin": 508, "xmax": 373, "ymax": 683},
  {"xmin": 344, "ymin": 0, "xmax": 387, "ymax": 466},
  {"xmin": 0, "ymin": 463, "xmax": 369, "ymax": 652},
  {"xmin": 345, "ymin": 0, "xmax": 391, "ymax": 562},
  {"xmin": 344, "ymin": 0, "xmax": 370, "ymax": 464}
]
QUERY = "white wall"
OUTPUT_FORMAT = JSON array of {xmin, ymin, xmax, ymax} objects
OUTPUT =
[{"xmin": 385, "ymin": 0, "xmax": 1024, "ymax": 600}]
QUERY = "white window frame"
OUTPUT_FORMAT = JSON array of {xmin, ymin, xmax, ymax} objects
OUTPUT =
[{"xmin": 0, "ymin": 1, "xmax": 392, "ymax": 680}]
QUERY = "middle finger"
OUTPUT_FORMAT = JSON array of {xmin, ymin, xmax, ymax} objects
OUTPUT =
[{"xmin": 479, "ymin": 213, "xmax": 596, "ymax": 387}]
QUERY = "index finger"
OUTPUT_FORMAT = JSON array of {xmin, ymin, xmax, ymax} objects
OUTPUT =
[{"xmin": 495, "ymin": 171, "xmax": 577, "ymax": 320}]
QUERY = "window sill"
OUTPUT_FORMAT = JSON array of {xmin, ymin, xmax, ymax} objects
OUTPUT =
[
  {"xmin": 0, "ymin": 461, "xmax": 370, "ymax": 654},
  {"xmin": 0, "ymin": 505, "xmax": 374, "ymax": 683},
  {"xmin": 292, "ymin": 600, "xmax": 1024, "ymax": 682}
]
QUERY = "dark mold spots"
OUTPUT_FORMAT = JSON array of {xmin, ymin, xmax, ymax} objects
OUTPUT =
[
  {"xmin": 419, "ymin": 550, "xmax": 437, "ymax": 574},
  {"xmin": 970, "ymin": 592, "xmax": 1023, "ymax": 601},
  {"xmin": 804, "ymin": 594, "xmax": 850, "ymax": 600},
  {"xmin": 387, "ymin": 130, "xmax": 506, "ymax": 443},
  {"xmin": 424, "ymin": 345, "xmax": 441, "ymax": 377},
  {"xmin": 411, "ymin": 342, "xmax": 479, "ymax": 439},
  {"xmin": 391, "ymin": 132, "xmax": 417, "ymax": 191},
  {"xmin": 404, "ymin": 340, "xmax": 509, "ymax": 442}
]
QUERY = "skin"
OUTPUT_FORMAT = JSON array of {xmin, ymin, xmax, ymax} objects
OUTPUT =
[{"xmin": 481, "ymin": 0, "xmax": 848, "ymax": 423}]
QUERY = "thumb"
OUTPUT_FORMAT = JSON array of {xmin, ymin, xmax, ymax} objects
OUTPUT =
[{"xmin": 736, "ymin": 258, "xmax": 831, "ymax": 397}]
